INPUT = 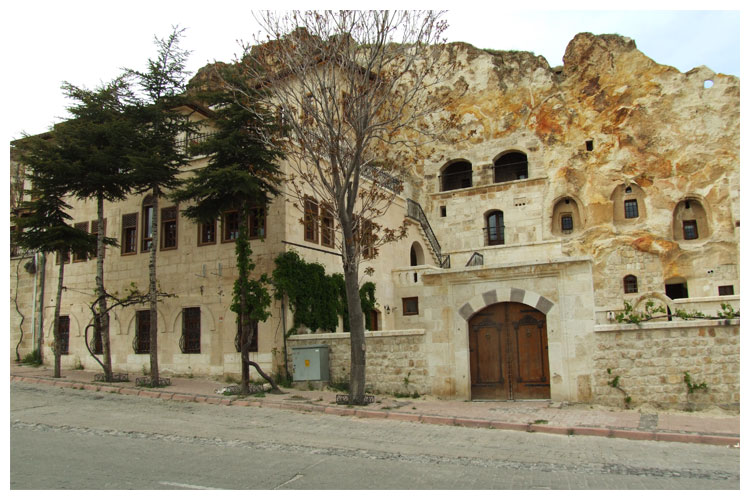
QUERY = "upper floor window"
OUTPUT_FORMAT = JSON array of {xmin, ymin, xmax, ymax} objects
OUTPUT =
[
  {"xmin": 222, "ymin": 210, "xmax": 240, "ymax": 243},
  {"xmin": 161, "ymin": 206, "xmax": 178, "ymax": 250},
  {"xmin": 304, "ymin": 198, "xmax": 319, "ymax": 243},
  {"xmin": 441, "ymin": 161, "xmax": 472, "ymax": 191},
  {"xmin": 494, "ymin": 152, "xmax": 528, "ymax": 183},
  {"xmin": 73, "ymin": 222, "xmax": 89, "ymax": 262},
  {"xmin": 91, "ymin": 219, "xmax": 107, "ymax": 258},
  {"xmin": 198, "ymin": 220, "xmax": 216, "ymax": 245},
  {"xmin": 321, "ymin": 205, "xmax": 335, "ymax": 248},
  {"xmin": 141, "ymin": 196, "xmax": 155, "ymax": 252},
  {"xmin": 360, "ymin": 218, "xmax": 376, "ymax": 259},
  {"xmin": 624, "ymin": 199, "xmax": 639, "ymax": 219},
  {"xmin": 561, "ymin": 214, "xmax": 574, "ymax": 233},
  {"xmin": 718, "ymin": 285, "xmax": 735, "ymax": 296},
  {"xmin": 486, "ymin": 210, "xmax": 505, "ymax": 246},
  {"xmin": 623, "ymin": 275, "xmax": 638, "ymax": 294},
  {"xmin": 673, "ymin": 198, "xmax": 709, "ymax": 242},
  {"xmin": 249, "ymin": 207, "xmax": 266, "ymax": 240},
  {"xmin": 682, "ymin": 220, "xmax": 698, "ymax": 240},
  {"xmin": 121, "ymin": 213, "xmax": 138, "ymax": 255}
]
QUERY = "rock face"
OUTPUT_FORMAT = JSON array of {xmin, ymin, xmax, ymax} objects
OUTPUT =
[{"xmin": 413, "ymin": 32, "xmax": 739, "ymax": 313}]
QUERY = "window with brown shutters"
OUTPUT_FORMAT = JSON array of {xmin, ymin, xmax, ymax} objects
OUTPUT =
[
  {"xmin": 304, "ymin": 198, "xmax": 318, "ymax": 243},
  {"xmin": 122, "ymin": 213, "xmax": 138, "ymax": 255},
  {"xmin": 321, "ymin": 205, "xmax": 335, "ymax": 248},
  {"xmin": 161, "ymin": 206, "xmax": 178, "ymax": 250},
  {"xmin": 73, "ymin": 222, "xmax": 89, "ymax": 262}
]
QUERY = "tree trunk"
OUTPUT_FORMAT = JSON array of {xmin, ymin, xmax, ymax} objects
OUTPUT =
[
  {"xmin": 149, "ymin": 185, "xmax": 160, "ymax": 386},
  {"xmin": 53, "ymin": 258, "xmax": 65, "ymax": 378},
  {"xmin": 340, "ymin": 220, "xmax": 366, "ymax": 404},
  {"xmin": 95, "ymin": 195, "xmax": 112, "ymax": 381}
]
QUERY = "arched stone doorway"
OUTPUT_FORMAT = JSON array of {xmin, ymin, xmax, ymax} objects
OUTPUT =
[{"xmin": 468, "ymin": 302, "xmax": 550, "ymax": 400}]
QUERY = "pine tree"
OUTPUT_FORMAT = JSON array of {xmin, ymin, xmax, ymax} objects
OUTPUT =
[
  {"xmin": 172, "ymin": 65, "xmax": 283, "ymax": 394},
  {"xmin": 127, "ymin": 27, "xmax": 195, "ymax": 386}
]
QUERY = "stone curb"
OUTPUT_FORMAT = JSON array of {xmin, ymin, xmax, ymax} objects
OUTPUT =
[{"xmin": 11, "ymin": 375, "xmax": 740, "ymax": 447}]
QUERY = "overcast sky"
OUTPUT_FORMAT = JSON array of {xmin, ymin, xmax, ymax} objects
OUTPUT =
[{"xmin": 3, "ymin": 1, "xmax": 742, "ymax": 141}]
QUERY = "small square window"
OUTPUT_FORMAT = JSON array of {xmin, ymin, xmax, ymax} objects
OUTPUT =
[
  {"xmin": 623, "ymin": 275, "xmax": 638, "ymax": 294},
  {"xmin": 718, "ymin": 285, "xmax": 734, "ymax": 296},
  {"xmin": 682, "ymin": 220, "xmax": 698, "ymax": 240},
  {"xmin": 440, "ymin": 206, "xmax": 446, "ymax": 217},
  {"xmin": 624, "ymin": 199, "xmax": 639, "ymax": 219},
  {"xmin": 561, "ymin": 214, "xmax": 574, "ymax": 233},
  {"xmin": 198, "ymin": 220, "xmax": 216, "ymax": 245},
  {"xmin": 585, "ymin": 140, "xmax": 594, "ymax": 151},
  {"xmin": 402, "ymin": 297, "xmax": 419, "ymax": 316}
]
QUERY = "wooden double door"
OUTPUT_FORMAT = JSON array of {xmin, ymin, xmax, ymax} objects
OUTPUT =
[{"xmin": 469, "ymin": 302, "xmax": 550, "ymax": 400}]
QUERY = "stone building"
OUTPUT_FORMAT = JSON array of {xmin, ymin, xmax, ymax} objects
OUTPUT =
[{"xmin": 10, "ymin": 33, "xmax": 739, "ymax": 408}]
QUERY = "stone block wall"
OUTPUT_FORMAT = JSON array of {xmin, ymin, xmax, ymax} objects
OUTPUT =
[
  {"xmin": 287, "ymin": 330, "xmax": 429, "ymax": 395},
  {"xmin": 592, "ymin": 320, "xmax": 739, "ymax": 409}
]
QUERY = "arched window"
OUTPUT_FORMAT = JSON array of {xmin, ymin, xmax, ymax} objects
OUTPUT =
[
  {"xmin": 486, "ymin": 211, "xmax": 505, "ymax": 246},
  {"xmin": 623, "ymin": 275, "xmax": 638, "ymax": 294},
  {"xmin": 441, "ymin": 161, "xmax": 472, "ymax": 191},
  {"xmin": 611, "ymin": 183, "xmax": 646, "ymax": 224},
  {"xmin": 494, "ymin": 152, "xmax": 528, "ymax": 183},
  {"xmin": 551, "ymin": 197, "xmax": 582, "ymax": 236},
  {"xmin": 672, "ymin": 198, "xmax": 709, "ymax": 241},
  {"xmin": 410, "ymin": 242, "xmax": 424, "ymax": 266}
]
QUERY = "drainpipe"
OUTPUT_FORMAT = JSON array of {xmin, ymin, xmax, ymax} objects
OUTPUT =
[
  {"xmin": 36, "ymin": 253, "xmax": 46, "ymax": 360},
  {"xmin": 30, "ymin": 253, "xmax": 38, "ymax": 353}
]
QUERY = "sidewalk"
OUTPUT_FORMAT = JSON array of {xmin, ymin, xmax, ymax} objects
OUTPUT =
[{"xmin": 11, "ymin": 364, "xmax": 739, "ymax": 447}]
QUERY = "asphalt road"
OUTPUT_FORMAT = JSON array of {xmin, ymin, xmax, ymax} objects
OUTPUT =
[{"xmin": 10, "ymin": 382, "xmax": 740, "ymax": 489}]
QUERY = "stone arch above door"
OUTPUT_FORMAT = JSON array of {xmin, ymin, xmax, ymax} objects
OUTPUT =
[{"xmin": 458, "ymin": 287, "xmax": 555, "ymax": 321}]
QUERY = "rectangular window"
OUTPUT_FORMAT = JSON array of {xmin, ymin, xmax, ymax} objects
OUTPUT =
[
  {"xmin": 135, "ymin": 310, "xmax": 150, "ymax": 354},
  {"xmin": 402, "ymin": 297, "xmax": 419, "ymax": 316},
  {"xmin": 624, "ymin": 199, "xmax": 639, "ymax": 219},
  {"xmin": 682, "ymin": 220, "xmax": 698, "ymax": 240},
  {"xmin": 58, "ymin": 315, "xmax": 70, "ymax": 355},
  {"xmin": 161, "ymin": 206, "xmax": 178, "ymax": 250},
  {"xmin": 321, "ymin": 206, "xmax": 334, "ymax": 248},
  {"xmin": 304, "ymin": 198, "xmax": 319, "ymax": 243},
  {"xmin": 222, "ymin": 211, "xmax": 240, "ymax": 242},
  {"xmin": 91, "ymin": 219, "xmax": 106, "ymax": 258},
  {"xmin": 249, "ymin": 207, "xmax": 266, "ymax": 239},
  {"xmin": 121, "ymin": 213, "xmax": 138, "ymax": 255},
  {"xmin": 73, "ymin": 222, "xmax": 89, "ymax": 262},
  {"xmin": 10, "ymin": 225, "xmax": 19, "ymax": 257},
  {"xmin": 718, "ymin": 285, "xmax": 735, "ymax": 296},
  {"xmin": 181, "ymin": 307, "xmax": 201, "ymax": 354},
  {"xmin": 198, "ymin": 220, "xmax": 216, "ymax": 245},
  {"xmin": 142, "ymin": 205, "xmax": 154, "ymax": 252},
  {"xmin": 360, "ymin": 219, "xmax": 376, "ymax": 259},
  {"xmin": 55, "ymin": 251, "xmax": 70, "ymax": 265},
  {"xmin": 561, "ymin": 214, "xmax": 574, "ymax": 233}
]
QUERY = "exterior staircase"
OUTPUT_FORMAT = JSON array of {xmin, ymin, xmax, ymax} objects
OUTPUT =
[{"xmin": 406, "ymin": 199, "xmax": 450, "ymax": 269}]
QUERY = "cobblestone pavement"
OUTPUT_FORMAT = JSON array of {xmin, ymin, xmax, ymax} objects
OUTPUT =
[
  {"xmin": 10, "ymin": 382, "xmax": 740, "ymax": 489},
  {"xmin": 10, "ymin": 364, "xmax": 740, "ymax": 447}
]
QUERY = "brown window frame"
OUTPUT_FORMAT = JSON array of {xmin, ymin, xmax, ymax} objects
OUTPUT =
[
  {"xmin": 90, "ymin": 219, "xmax": 107, "ymax": 258},
  {"xmin": 249, "ymin": 207, "xmax": 266, "ymax": 240},
  {"xmin": 73, "ymin": 222, "xmax": 89, "ymax": 262},
  {"xmin": 222, "ymin": 210, "xmax": 240, "ymax": 243},
  {"xmin": 55, "ymin": 251, "xmax": 71, "ymax": 265},
  {"xmin": 402, "ymin": 297, "xmax": 419, "ymax": 316},
  {"xmin": 304, "ymin": 198, "xmax": 319, "ymax": 244},
  {"xmin": 121, "ymin": 213, "xmax": 138, "ymax": 255},
  {"xmin": 321, "ymin": 205, "xmax": 335, "ymax": 248},
  {"xmin": 560, "ymin": 213, "xmax": 574, "ymax": 234},
  {"xmin": 486, "ymin": 211, "xmax": 505, "ymax": 246},
  {"xmin": 198, "ymin": 220, "xmax": 217, "ymax": 246},
  {"xmin": 160, "ymin": 206, "xmax": 178, "ymax": 250},
  {"xmin": 718, "ymin": 285, "xmax": 735, "ymax": 296}
]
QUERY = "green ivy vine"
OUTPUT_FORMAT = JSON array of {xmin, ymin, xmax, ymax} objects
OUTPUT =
[{"xmin": 272, "ymin": 251, "xmax": 376, "ymax": 335}]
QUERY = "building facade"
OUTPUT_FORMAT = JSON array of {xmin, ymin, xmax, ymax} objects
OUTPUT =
[{"xmin": 10, "ymin": 33, "xmax": 739, "ymax": 408}]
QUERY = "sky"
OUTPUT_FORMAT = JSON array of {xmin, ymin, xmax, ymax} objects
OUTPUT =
[{"xmin": 2, "ymin": 1, "xmax": 743, "ymax": 142}]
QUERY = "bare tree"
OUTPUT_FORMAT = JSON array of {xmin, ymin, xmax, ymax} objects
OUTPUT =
[{"xmin": 233, "ymin": 10, "xmax": 456, "ymax": 404}]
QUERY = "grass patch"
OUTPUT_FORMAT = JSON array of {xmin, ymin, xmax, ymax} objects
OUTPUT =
[{"xmin": 21, "ymin": 349, "xmax": 42, "ymax": 366}]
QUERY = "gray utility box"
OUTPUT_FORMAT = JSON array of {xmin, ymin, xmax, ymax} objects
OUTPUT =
[{"xmin": 292, "ymin": 344, "xmax": 330, "ymax": 381}]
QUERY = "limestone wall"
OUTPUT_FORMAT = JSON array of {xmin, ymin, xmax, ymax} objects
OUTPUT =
[
  {"xmin": 592, "ymin": 320, "xmax": 739, "ymax": 409},
  {"xmin": 287, "ymin": 330, "xmax": 429, "ymax": 395},
  {"xmin": 9, "ymin": 255, "xmax": 38, "ymax": 360}
]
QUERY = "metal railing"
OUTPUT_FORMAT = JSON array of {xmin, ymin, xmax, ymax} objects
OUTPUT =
[
  {"xmin": 406, "ymin": 199, "xmax": 450, "ymax": 269},
  {"xmin": 361, "ymin": 164, "xmax": 403, "ymax": 193}
]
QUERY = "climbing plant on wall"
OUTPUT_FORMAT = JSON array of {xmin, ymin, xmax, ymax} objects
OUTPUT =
[{"xmin": 272, "ymin": 251, "xmax": 376, "ymax": 334}]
